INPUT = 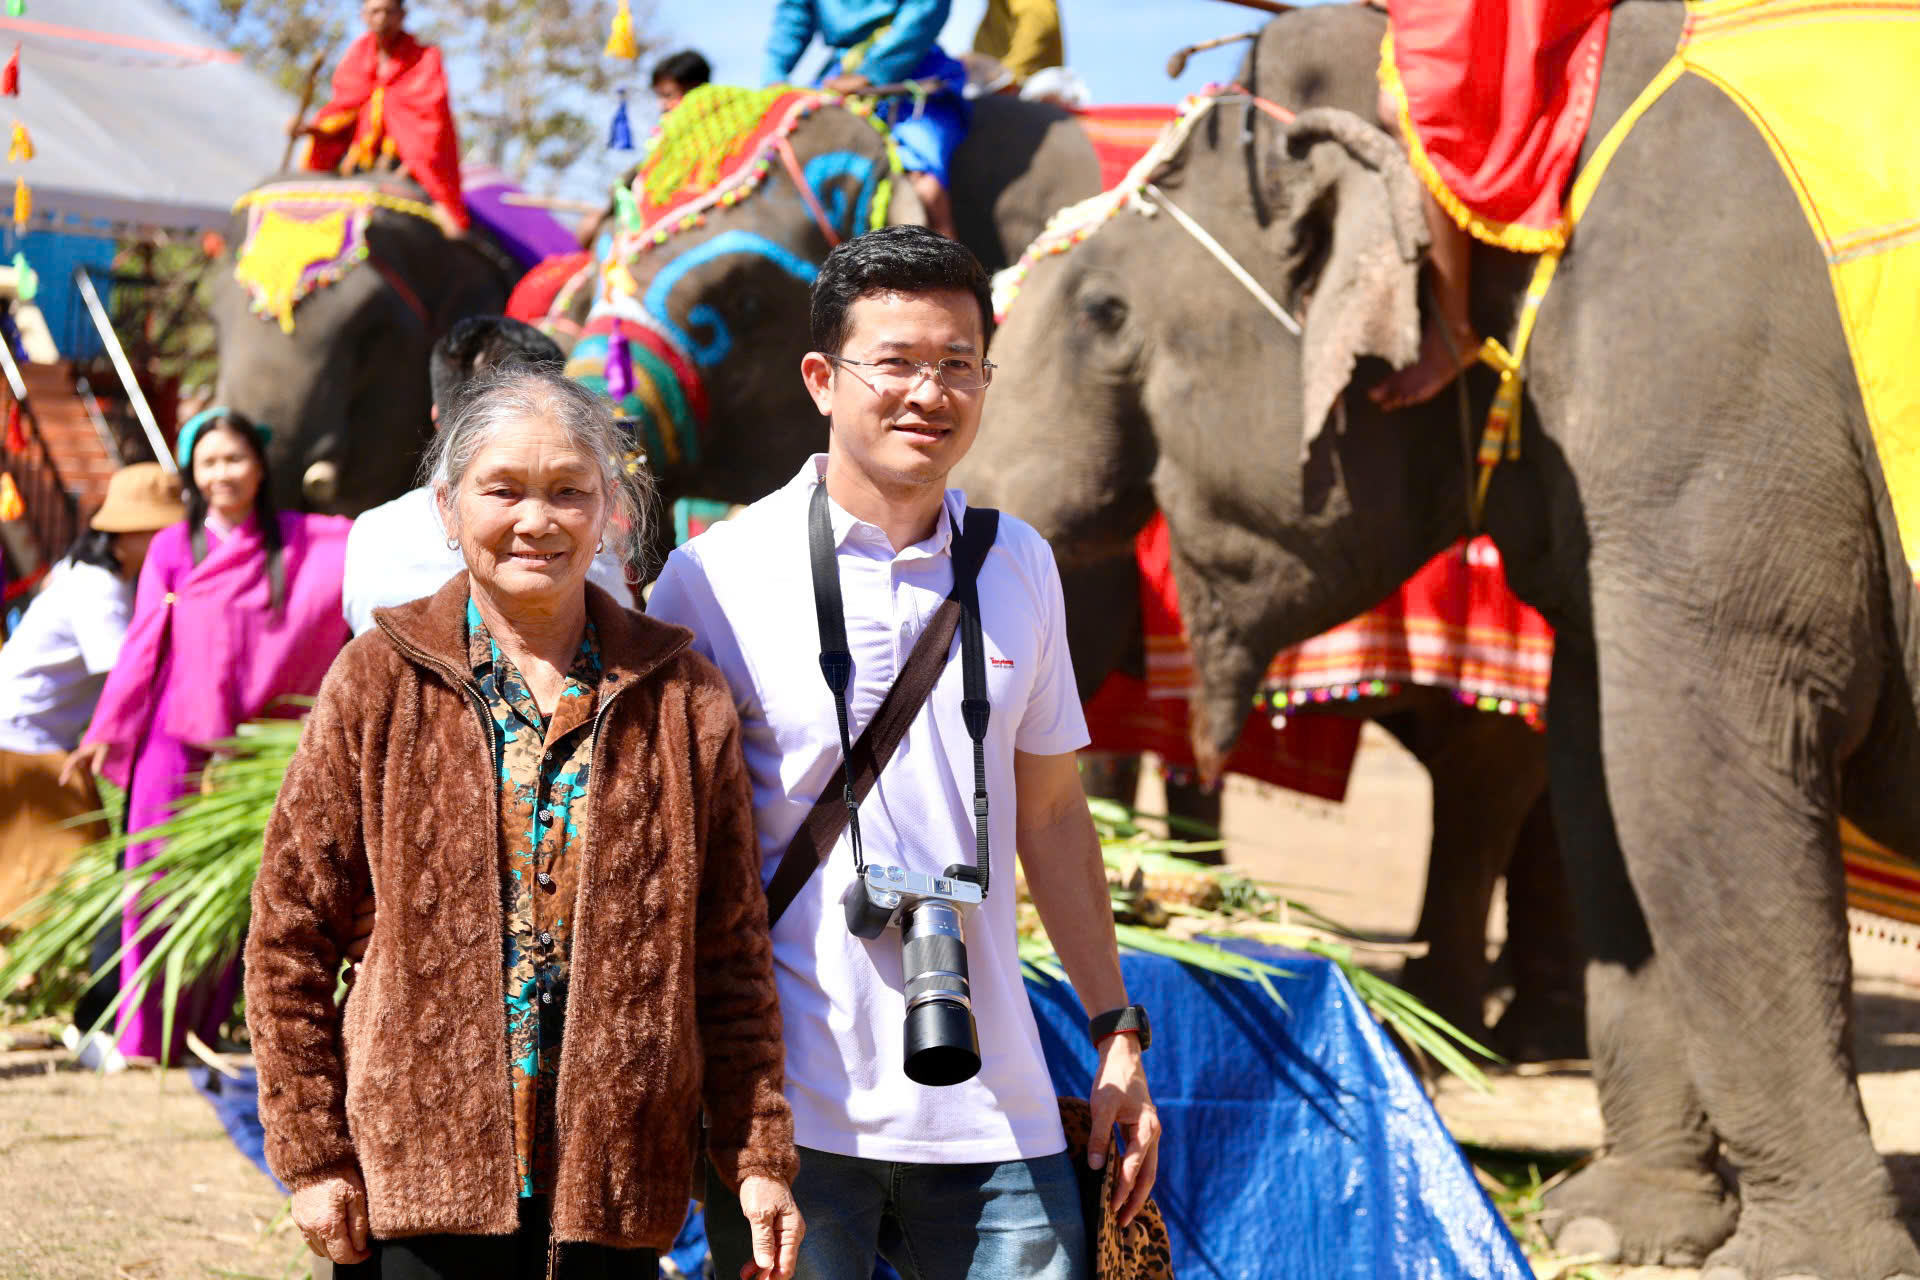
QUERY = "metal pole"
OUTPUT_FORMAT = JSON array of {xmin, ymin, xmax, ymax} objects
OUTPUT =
[
  {"xmin": 0, "ymin": 317, "xmax": 26, "ymax": 402},
  {"xmin": 73, "ymin": 373, "xmax": 127, "ymax": 466},
  {"xmin": 71, "ymin": 264, "xmax": 174, "ymax": 473}
]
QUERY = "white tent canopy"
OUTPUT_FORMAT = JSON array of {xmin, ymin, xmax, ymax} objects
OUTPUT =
[{"xmin": 3, "ymin": 2, "xmax": 296, "ymax": 234}]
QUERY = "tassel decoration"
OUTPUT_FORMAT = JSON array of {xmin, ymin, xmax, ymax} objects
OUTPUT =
[
  {"xmin": 2, "ymin": 45, "xmax": 18, "ymax": 97},
  {"xmin": 605, "ymin": 321, "xmax": 635, "ymax": 403},
  {"xmin": 11, "ymin": 177, "xmax": 28, "ymax": 230},
  {"xmin": 7, "ymin": 121, "xmax": 30, "ymax": 164},
  {"xmin": 607, "ymin": 89, "xmax": 635, "ymax": 151},
  {"xmin": 11, "ymin": 251, "xmax": 35, "ymax": 303},
  {"xmin": 604, "ymin": 0, "xmax": 638, "ymax": 60},
  {"xmin": 5, "ymin": 403, "xmax": 24, "ymax": 455}
]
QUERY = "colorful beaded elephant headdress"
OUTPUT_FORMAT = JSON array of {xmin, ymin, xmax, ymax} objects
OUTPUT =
[{"xmin": 630, "ymin": 82, "xmax": 898, "ymax": 252}]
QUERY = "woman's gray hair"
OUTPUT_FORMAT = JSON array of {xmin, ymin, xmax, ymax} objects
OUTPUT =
[{"xmin": 424, "ymin": 365, "xmax": 653, "ymax": 568}]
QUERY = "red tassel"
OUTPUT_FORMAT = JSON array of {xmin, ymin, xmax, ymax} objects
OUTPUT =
[
  {"xmin": 5, "ymin": 402, "xmax": 25, "ymax": 452},
  {"xmin": 2, "ymin": 46, "xmax": 18, "ymax": 98}
]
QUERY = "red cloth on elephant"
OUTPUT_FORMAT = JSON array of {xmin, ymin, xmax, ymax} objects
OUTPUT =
[
  {"xmin": 506, "ymin": 250, "xmax": 593, "ymax": 324},
  {"xmin": 305, "ymin": 31, "xmax": 467, "ymax": 228},
  {"xmin": 1383, "ymin": 0, "xmax": 1611, "ymax": 252}
]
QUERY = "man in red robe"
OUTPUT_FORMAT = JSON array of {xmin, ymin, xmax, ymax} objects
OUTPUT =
[
  {"xmin": 1371, "ymin": 0, "xmax": 1612, "ymax": 408},
  {"xmin": 289, "ymin": 0, "xmax": 467, "ymax": 238}
]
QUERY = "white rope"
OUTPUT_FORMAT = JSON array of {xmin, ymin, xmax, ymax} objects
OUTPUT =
[{"xmin": 1141, "ymin": 183, "xmax": 1302, "ymax": 338}]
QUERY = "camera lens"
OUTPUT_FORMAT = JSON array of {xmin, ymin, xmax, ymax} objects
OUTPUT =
[{"xmin": 900, "ymin": 900, "xmax": 980, "ymax": 1086}]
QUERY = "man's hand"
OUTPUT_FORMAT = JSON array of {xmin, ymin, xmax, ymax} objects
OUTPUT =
[
  {"xmin": 59, "ymin": 742, "xmax": 108, "ymax": 788},
  {"xmin": 291, "ymin": 1169, "xmax": 371, "ymax": 1264},
  {"xmin": 1087, "ymin": 1032, "xmax": 1161, "ymax": 1228},
  {"xmin": 344, "ymin": 894, "xmax": 376, "ymax": 966},
  {"xmin": 736, "ymin": 1174, "xmax": 804, "ymax": 1280},
  {"xmin": 823, "ymin": 72, "xmax": 872, "ymax": 95}
]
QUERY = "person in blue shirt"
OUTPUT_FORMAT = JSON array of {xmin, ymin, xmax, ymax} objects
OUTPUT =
[{"xmin": 764, "ymin": 0, "xmax": 970, "ymax": 239}]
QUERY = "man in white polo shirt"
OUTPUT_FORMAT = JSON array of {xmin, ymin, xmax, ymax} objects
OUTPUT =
[{"xmin": 649, "ymin": 226, "xmax": 1159, "ymax": 1280}]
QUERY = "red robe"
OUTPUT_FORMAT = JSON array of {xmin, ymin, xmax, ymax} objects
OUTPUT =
[
  {"xmin": 1384, "ymin": 0, "xmax": 1612, "ymax": 253},
  {"xmin": 305, "ymin": 30, "xmax": 467, "ymax": 227}
]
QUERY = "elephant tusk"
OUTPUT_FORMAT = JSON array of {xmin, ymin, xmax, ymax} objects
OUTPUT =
[{"xmin": 302, "ymin": 459, "xmax": 340, "ymax": 505}]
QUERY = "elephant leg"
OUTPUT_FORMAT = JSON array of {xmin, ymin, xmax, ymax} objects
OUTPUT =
[
  {"xmin": 1491, "ymin": 795, "xmax": 1589, "ymax": 1062},
  {"xmin": 1587, "ymin": 606, "xmax": 1918, "ymax": 1280},
  {"xmin": 1080, "ymin": 752, "xmax": 1142, "ymax": 808},
  {"xmin": 1384, "ymin": 696, "xmax": 1544, "ymax": 1051},
  {"xmin": 1164, "ymin": 774, "xmax": 1224, "ymax": 862},
  {"xmin": 1538, "ymin": 640, "xmax": 1737, "ymax": 1267}
]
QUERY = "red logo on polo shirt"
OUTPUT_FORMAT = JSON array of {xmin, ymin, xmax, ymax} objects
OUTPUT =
[{"xmin": 990, "ymin": 656, "xmax": 1014, "ymax": 668}]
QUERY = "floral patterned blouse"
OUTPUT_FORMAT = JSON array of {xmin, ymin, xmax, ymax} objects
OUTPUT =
[{"xmin": 467, "ymin": 598, "xmax": 603, "ymax": 1199}]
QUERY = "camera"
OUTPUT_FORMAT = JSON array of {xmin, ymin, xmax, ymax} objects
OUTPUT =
[{"xmin": 843, "ymin": 863, "xmax": 986, "ymax": 1086}]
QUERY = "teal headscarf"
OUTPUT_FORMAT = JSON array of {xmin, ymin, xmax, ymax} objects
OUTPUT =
[{"xmin": 176, "ymin": 406, "xmax": 273, "ymax": 471}]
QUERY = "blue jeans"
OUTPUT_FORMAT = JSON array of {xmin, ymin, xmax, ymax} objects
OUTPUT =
[{"xmin": 706, "ymin": 1147, "xmax": 1087, "ymax": 1280}]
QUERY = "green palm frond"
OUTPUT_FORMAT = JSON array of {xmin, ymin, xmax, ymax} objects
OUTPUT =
[
  {"xmin": 1018, "ymin": 798, "xmax": 1495, "ymax": 1090},
  {"xmin": 0, "ymin": 716, "xmax": 305, "ymax": 1061}
]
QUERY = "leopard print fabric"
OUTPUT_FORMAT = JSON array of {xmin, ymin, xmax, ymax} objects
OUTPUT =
[{"xmin": 1056, "ymin": 1097, "xmax": 1175, "ymax": 1279}]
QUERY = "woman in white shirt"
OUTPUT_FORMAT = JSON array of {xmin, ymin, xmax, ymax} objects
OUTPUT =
[{"xmin": 0, "ymin": 463, "xmax": 184, "ymax": 922}]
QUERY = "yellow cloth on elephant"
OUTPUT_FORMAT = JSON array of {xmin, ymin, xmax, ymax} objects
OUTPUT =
[{"xmin": 1680, "ymin": 0, "xmax": 1920, "ymax": 574}]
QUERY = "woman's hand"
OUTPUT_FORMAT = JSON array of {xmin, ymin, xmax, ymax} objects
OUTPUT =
[
  {"xmin": 736, "ymin": 1174, "xmax": 804, "ymax": 1280},
  {"xmin": 290, "ymin": 1169, "xmax": 371, "ymax": 1264},
  {"xmin": 58, "ymin": 743, "xmax": 108, "ymax": 788}
]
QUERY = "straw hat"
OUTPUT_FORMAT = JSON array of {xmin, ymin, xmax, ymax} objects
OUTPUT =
[{"xmin": 90, "ymin": 462, "xmax": 186, "ymax": 533}]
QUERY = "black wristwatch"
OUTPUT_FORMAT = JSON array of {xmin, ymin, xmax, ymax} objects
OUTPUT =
[{"xmin": 1089, "ymin": 1004, "xmax": 1152, "ymax": 1052}]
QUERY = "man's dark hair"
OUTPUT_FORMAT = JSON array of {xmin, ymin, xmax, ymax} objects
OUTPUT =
[
  {"xmin": 809, "ymin": 226, "xmax": 993, "ymax": 357},
  {"xmin": 651, "ymin": 49, "xmax": 711, "ymax": 91},
  {"xmin": 64, "ymin": 527, "xmax": 121, "ymax": 575},
  {"xmin": 428, "ymin": 315, "xmax": 565, "ymax": 418}
]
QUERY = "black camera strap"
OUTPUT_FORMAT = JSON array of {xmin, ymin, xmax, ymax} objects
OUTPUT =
[{"xmin": 786, "ymin": 480, "xmax": 997, "ymax": 919}]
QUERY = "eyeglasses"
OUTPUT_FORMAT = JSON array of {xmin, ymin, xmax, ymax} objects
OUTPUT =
[{"xmin": 822, "ymin": 353, "xmax": 996, "ymax": 394}]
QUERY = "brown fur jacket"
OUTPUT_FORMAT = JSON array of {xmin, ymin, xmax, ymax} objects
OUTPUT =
[{"xmin": 245, "ymin": 574, "xmax": 796, "ymax": 1249}]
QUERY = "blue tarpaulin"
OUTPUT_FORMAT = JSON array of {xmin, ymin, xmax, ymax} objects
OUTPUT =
[
  {"xmin": 203, "ymin": 946, "xmax": 1528, "ymax": 1279},
  {"xmin": 1027, "ymin": 945, "xmax": 1531, "ymax": 1280}
]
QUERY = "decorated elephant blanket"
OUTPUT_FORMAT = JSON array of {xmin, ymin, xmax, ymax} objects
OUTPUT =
[
  {"xmin": 231, "ymin": 165, "xmax": 569, "ymax": 334},
  {"xmin": 1073, "ymin": 103, "xmax": 1179, "ymax": 190},
  {"xmin": 1115, "ymin": 512, "xmax": 1920, "ymax": 941},
  {"xmin": 231, "ymin": 180, "xmax": 427, "ymax": 334},
  {"xmin": 1676, "ymin": 0, "xmax": 1920, "ymax": 580}
]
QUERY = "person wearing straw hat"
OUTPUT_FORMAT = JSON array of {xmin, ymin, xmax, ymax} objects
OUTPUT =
[
  {"xmin": 66, "ymin": 410, "xmax": 353, "ymax": 1065},
  {"xmin": 0, "ymin": 463, "xmax": 184, "ymax": 926}
]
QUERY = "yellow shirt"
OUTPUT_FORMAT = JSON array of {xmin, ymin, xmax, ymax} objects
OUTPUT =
[{"xmin": 972, "ymin": 0, "xmax": 1063, "ymax": 81}]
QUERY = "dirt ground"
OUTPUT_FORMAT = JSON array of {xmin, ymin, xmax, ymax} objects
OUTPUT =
[{"xmin": 3, "ymin": 724, "xmax": 1916, "ymax": 1279}]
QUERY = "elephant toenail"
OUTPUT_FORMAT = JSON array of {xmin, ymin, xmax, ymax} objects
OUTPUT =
[{"xmin": 1551, "ymin": 1216, "xmax": 1621, "ymax": 1262}]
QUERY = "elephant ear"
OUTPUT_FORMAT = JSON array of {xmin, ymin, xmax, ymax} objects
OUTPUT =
[{"xmin": 1264, "ymin": 107, "xmax": 1429, "ymax": 449}]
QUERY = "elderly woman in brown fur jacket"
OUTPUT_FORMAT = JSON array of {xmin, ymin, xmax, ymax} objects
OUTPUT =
[{"xmin": 246, "ymin": 367, "xmax": 803, "ymax": 1280}]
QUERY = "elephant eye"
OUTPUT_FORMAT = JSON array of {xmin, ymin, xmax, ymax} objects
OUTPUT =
[{"xmin": 1079, "ymin": 293, "xmax": 1129, "ymax": 334}]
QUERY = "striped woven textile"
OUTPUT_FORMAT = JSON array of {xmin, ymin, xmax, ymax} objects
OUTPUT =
[
  {"xmin": 1100, "ymin": 515, "xmax": 1920, "ymax": 940},
  {"xmin": 1071, "ymin": 103, "xmax": 1179, "ymax": 190},
  {"xmin": 1136, "ymin": 516, "xmax": 1552, "ymax": 717}
]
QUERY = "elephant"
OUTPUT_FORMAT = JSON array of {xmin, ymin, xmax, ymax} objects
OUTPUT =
[
  {"xmin": 1056, "ymin": 554, "xmax": 1586, "ymax": 1063},
  {"xmin": 957, "ymin": 3, "xmax": 1920, "ymax": 1276},
  {"xmin": 603, "ymin": 81, "xmax": 1587, "ymax": 1060},
  {"xmin": 546, "ymin": 92, "xmax": 1103, "ymax": 560},
  {"xmin": 210, "ymin": 173, "xmax": 524, "ymax": 515}
]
